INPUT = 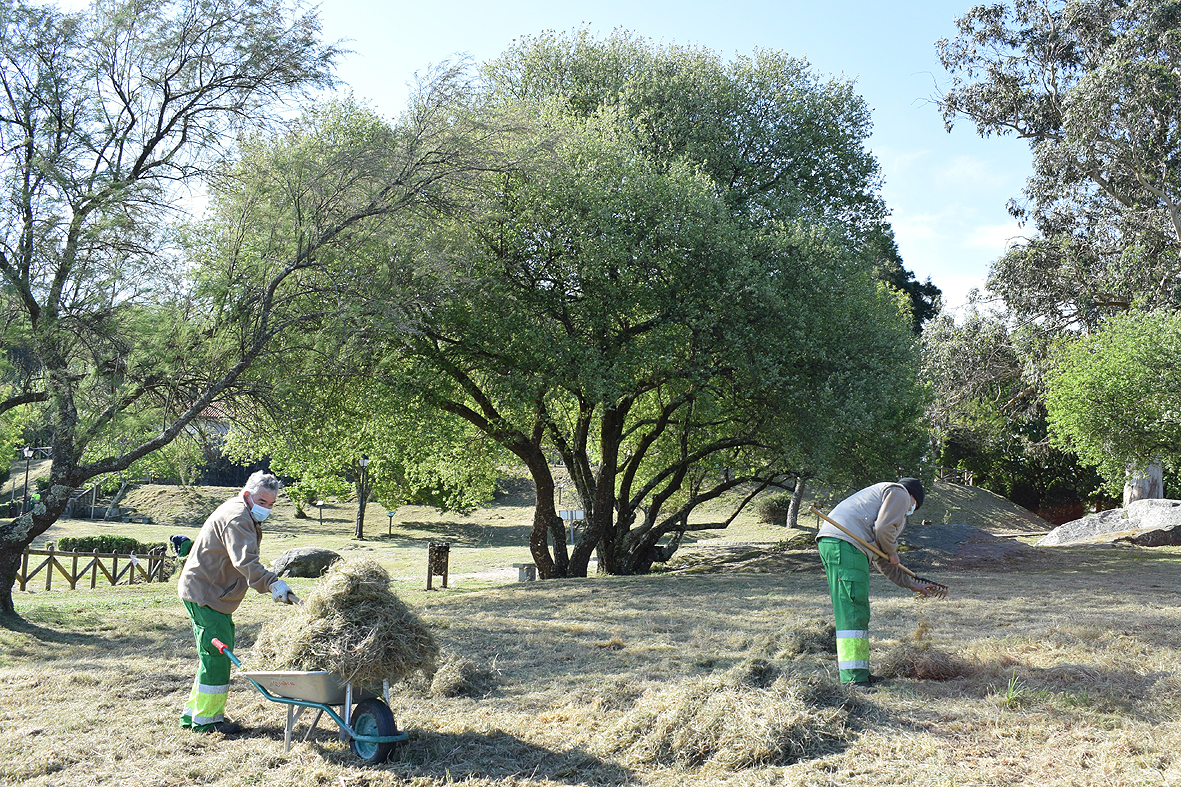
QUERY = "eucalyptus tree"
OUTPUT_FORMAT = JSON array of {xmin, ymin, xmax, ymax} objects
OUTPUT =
[
  {"xmin": 938, "ymin": 0, "xmax": 1181, "ymax": 328},
  {"xmin": 937, "ymin": 0, "xmax": 1181, "ymax": 503}
]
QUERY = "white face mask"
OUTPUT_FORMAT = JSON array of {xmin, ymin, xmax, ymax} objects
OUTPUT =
[
  {"xmin": 907, "ymin": 503, "xmax": 916, "ymax": 516},
  {"xmin": 251, "ymin": 503, "xmax": 272, "ymax": 522}
]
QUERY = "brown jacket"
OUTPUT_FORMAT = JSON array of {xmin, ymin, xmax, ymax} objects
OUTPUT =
[{"xmin": 177, "ymin": 494, "xmax": 279, "ymax": 614}]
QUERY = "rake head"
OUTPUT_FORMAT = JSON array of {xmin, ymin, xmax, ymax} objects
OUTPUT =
[{"xmin": 913, "ymin": 576, "xmax": 949, "ymax": 599}]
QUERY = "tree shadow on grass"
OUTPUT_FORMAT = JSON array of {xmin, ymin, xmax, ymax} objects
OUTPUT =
[
  {"xmin": 246, "ymin": 722, "xmax": 633, "ymax": 784},
  {"xmin": 0, "ymin": 612, "xmax": 105, "ymax": 646},
  {"xmin": 378, "ymin": 520, "xmax": 534, "ymax": 548}
]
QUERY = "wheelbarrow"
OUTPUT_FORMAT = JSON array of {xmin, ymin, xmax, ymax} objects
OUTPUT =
[{"xmin": 211, "ymin": 638, "xmax": 409, "ymax": 763}]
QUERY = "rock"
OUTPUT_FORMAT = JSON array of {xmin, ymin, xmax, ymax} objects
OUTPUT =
[
  {"xmin": 1115, "ymin": 527, "xmax": 1181, "ymax": 547},
  {"xmin": 1038, "ymin": 499, "xmax": 1181, "ymax": 546},
  {"xmin": 1126, "ymin": 498, "xmax": 1181, "ymax": 530},
  {"xmin": 1037, "ymin": 509, "xmax": 1129, "ymax": 545},
  {"xmin": 271, "ymin": 547, "xmax": 341, "ymax": 578}
]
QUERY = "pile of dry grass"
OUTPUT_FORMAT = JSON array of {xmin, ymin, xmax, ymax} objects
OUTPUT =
[
  {"xmin": 428, "ymin": 654, "xmax": 498, "ymax": 698},
  {"xmin": 751, "ymin": 618, "xmax": 835, "ymax": 660},
  {"xmin": 601, "ymin": 670, "xmax": 848, "ymax": 770},
  {"xmin": 877, "ymin": 642, "xmax": 975, "ymax": 681},
  {"xmin": 249, "ymin": 558, "xmax": 438, "ymax": 687}
]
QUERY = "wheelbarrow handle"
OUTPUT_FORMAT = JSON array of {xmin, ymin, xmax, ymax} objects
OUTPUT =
[{"xmin": 211, "ymin": 637, "xmax": 244, "ymax": 668}]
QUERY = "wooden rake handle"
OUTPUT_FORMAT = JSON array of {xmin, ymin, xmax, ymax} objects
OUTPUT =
[{"xmin": 808, "ymin": 506, "xmax": 948, "ymax": 596}]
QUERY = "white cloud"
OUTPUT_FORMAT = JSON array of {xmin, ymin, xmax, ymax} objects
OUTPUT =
[{"xmin": 963, "ymin": 222, "xmax": 1026, "ymax": 251}]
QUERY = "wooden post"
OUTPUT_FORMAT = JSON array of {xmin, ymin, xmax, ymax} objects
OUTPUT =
[
  {"xmin": 90, "ymin": 549, "xmax": 99, "ymax": 589},
  {"xmin": 112, "ymin": 554, "xmax": 118, "ymax": 586},
  {"xmin": 19, "ymin": 549, "xmax": 28, "ymax": 591},
  {"xmin": 71, "ymin": 551, "xmax": 79, "ymax": 590},
  {"xmin": 45, "ymin": 543, "xmax": 53, "ymax": 591}
]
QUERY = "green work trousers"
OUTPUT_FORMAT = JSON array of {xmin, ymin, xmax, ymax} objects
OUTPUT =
[
  {"xmin": 818, "ymin": 537, "xmax": 871, "ymax": 684},
  {"xmin": 180, "ymin": 600, "xmax": 235, "ymax": 731}
]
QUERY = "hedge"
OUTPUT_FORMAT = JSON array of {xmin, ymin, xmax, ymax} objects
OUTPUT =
[{"xmin": 55, "ymin": 535, "xmax": 165, "ymax": 555}]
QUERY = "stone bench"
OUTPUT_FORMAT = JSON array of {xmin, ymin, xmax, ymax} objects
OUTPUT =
[{"xmin": 511, "ymin": 563, "xmax": 536, "ymax": 582}]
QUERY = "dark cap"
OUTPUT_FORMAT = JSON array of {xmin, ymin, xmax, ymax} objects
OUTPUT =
[{"xmin": 899, "ymin": 477, "xmax": 924, "ymax": 511}]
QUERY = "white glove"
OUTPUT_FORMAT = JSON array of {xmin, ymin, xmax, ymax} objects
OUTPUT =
[{"xmin": 269, "ymin": 579, "xmax": 291, "ymax": 603}]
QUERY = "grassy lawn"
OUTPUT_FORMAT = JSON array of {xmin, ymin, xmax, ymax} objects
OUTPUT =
[{"xmin": 5, "ymin": 479, "xmax": 1177, "ymax": 786}]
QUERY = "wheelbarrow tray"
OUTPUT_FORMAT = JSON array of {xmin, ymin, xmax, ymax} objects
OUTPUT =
[{"xmin": 237, "ymin": 670, "xmax": 375, "ymax": 705}]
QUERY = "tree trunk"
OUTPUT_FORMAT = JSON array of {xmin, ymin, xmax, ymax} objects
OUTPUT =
[
  {"xmin": 522, "ymin": 449, "xmax": 566, "ymax": 578},
  {"xmin": 104, "ymin": 480, "xmax": 130, "ymax": 520},
  {"xmin": 1124, "ymin": 462, "xmax": 1164, "ymax": 506},
  {"xmin": 787, "ymin": 476, "xmax": 806, "ymax": 529},
  {"xmin": 1, "ymin": 454, "xmax": 77, "ymax": 621},
  {"xmin": 0, "ymin": 540, "xmax": 23, "ymax": 618}
]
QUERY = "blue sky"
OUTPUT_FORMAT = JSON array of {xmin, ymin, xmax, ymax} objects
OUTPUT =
[{"xmin": 315, "ymin": 0, "xmax": 1033, "ymax": 315}]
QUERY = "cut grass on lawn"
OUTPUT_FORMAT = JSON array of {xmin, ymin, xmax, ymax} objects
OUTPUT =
[{"xmin": 3, "ymin": 535, "xmax": 1181, "ymax": 786}]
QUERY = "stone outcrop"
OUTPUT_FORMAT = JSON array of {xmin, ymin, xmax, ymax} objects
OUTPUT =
[
  {"xmin": 271, "ymin": 546, "xmax": 341, "ymax": 577},
  {"xmin": 1038, "ymin": 499, "xmax": 1181, "ymax": 546}
]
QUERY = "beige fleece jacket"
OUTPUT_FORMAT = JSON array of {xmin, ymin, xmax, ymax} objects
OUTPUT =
[
  {"xmin": 177, "ymin": 494, "xmax": 279, "ymax": 614},
  {"xmin": 816, "ymin": 481, "xmax": 920, "ymax": 590}
]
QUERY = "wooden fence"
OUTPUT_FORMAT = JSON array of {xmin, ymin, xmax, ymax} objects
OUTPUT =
[
  {"xmin": 934, "ymin": 466, "xmax": 975, "ymax": 486},
  {"xmin": 17, "ymin": 543, "xmax": 170, "ymax": 591}
]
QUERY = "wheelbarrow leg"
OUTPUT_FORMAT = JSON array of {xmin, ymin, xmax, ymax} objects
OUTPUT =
[
  {"xmin": 302, "ymin": 708, "xmax": 325, "ymax": 743},
  {"xmin": 285, "ymin": 704, "xmax": 309, "ymax": 752}
]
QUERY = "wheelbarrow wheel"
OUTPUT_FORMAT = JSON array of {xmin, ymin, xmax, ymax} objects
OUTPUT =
[{"xmin": 349, "ymin": 697, "xmax": 399, "ymax": 763}]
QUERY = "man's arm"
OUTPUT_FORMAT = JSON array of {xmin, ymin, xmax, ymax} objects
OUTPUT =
[{"xmin": 872, "ymin": 485, "xmax": 911, "ymax": 563}]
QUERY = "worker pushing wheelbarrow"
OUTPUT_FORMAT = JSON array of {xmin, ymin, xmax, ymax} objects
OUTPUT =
[{"xmin": 213, "ymin": 638, "xmax": 409, "ymax": 763}]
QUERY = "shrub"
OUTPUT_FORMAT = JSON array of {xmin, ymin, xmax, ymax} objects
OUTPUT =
[
  {"xmin": 56, "ymin": 535, "xmax": 165, "ymax": 555},
  {"xmin": 755, "ymin": 493, "xmax": 793, "ymax": 525}
]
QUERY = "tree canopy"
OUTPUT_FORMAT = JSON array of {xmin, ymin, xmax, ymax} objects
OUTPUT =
[
  {"xmin": 1047, "ymin": 309, "xmax": 1181, "ymax": 493},
  {"xmin": 939, "ymin": 0, "xmax": 1181, "ymax": 330},
  {"xmin": 360, "ymin": 34, "xmax": 928, "ymax": 576}
]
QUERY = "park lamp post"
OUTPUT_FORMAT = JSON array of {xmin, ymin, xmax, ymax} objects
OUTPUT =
[{"xmin": 21, "ymin": 446, "xmax": 33, "ymax": 511}]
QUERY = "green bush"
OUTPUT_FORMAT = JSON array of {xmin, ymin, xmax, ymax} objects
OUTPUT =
[
  {"xmin": 56, "ymin": 535, "xmax": 165, "ymax": 555},
  {"xmin": 755, "ymin": 493, "xmax": 793, "ymax": 525}
]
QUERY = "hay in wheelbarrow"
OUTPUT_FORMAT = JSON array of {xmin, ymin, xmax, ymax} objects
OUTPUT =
[{"xmin": 250, "ymin": 558, "xmax": 438, "ymax": 688}]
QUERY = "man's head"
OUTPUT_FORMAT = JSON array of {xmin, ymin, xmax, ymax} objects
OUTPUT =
[
  {"xmin": 899, "ymin": 477, "xmax": 924, "ymax": 511},
  {"xmin": 243, "ymin": 471, "xmax": 283, "ymax": 515}
]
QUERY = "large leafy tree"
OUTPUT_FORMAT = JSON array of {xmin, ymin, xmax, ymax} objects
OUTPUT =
[
  {"xmin": 0, "ymin": 0, "xmax": 340, "ymax": 618},
  {"xmin": 1046, "ymin": 309, "xmax": 1181, "ymax": 496},
  {"xmin": 936, "ymin": 0, "xmax": 1181, "ymax": 505},
  {"xmin": 939, "ymin": 0, "xmax": 1181, "ymax": 327},
  {"xmin": 370, "ymin": 36, "xmax": 927, "ymax": 578}
]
